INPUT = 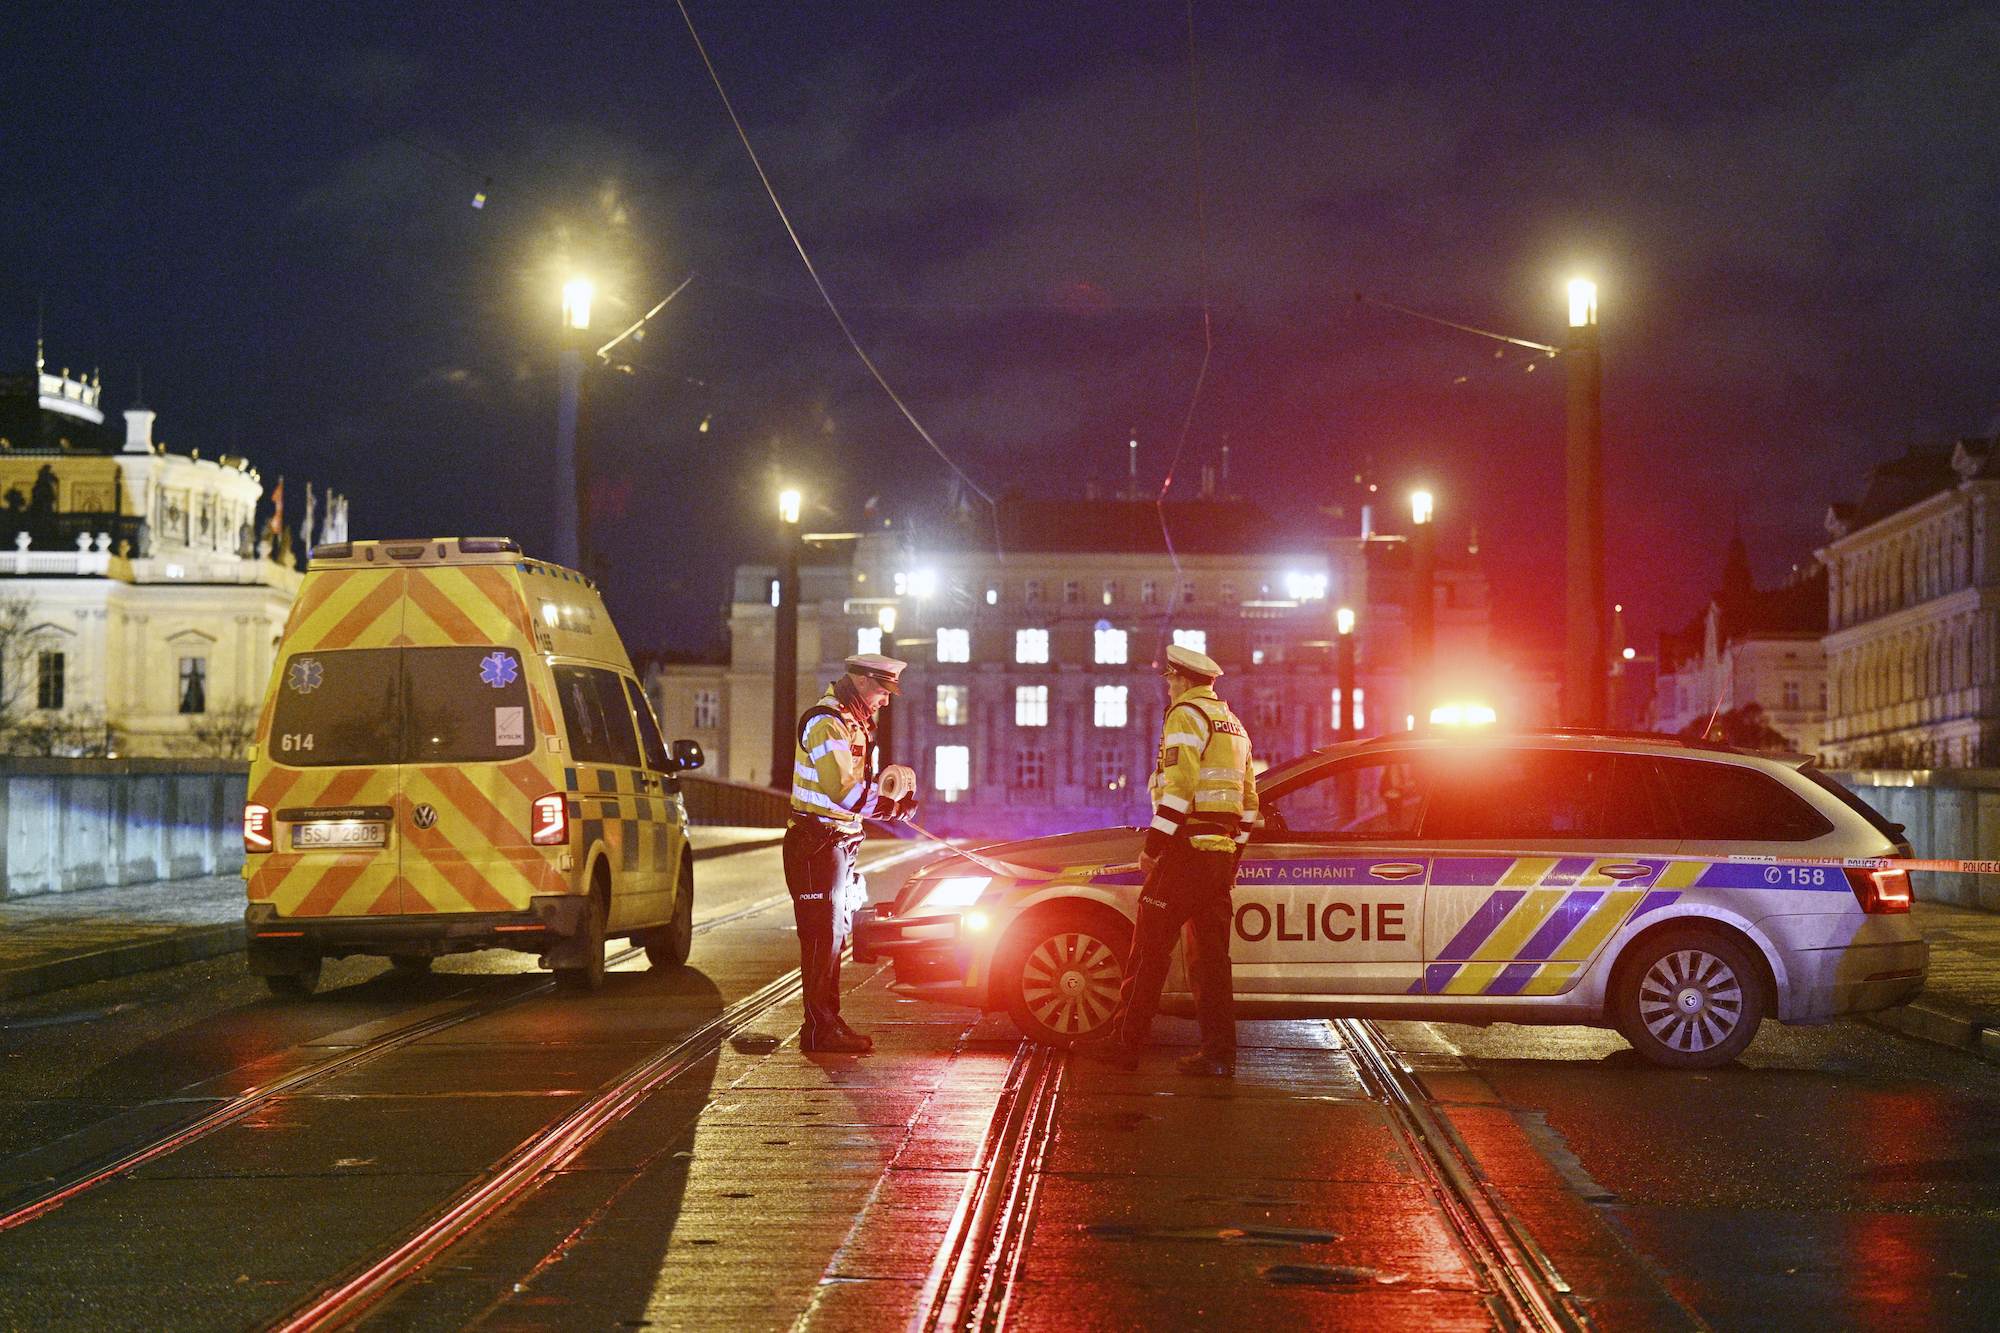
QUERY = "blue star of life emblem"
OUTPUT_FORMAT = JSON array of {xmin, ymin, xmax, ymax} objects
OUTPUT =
[
  {"xmin": 479, "ymin": 652, "xmax": 519, "ymax": 688},
  {"xmin": 287, "ymin": 658, "xmax": 323, "ymax": 694}
]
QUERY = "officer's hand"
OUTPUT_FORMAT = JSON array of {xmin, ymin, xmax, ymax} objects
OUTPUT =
[
  {"xmin": 892, "ymin": 792, "xmax": 919, "ymax": 822},
  {"xmin": 1139, "ymin": 850, "xmax": 1159, "ymax": 879}
]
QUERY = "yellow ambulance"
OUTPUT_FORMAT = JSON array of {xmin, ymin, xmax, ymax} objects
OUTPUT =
[{"xmin": 242, "ymin": 537, "xmax": 702, "ymax": 995}]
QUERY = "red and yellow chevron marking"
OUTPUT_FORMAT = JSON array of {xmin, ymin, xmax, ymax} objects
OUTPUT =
[
  {"xmin": 399, "ymin": 763, "xmax": 561, "ymax": 913},
  {"xmin": 278, "ymin": 569, "xmax": 410, "ymax": 652},
  {"xmin": 246, "ymin": 765, "xmax": 403, "ymax": 917}
]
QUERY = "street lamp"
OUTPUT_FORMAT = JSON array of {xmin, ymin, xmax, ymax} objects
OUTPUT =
[
  {"xmin": 1336, "ymin": 606, "xmax": 1357, "ymax": 743},
  {"xmin": 1565, "ymin": 277, "xmax": 1605, "ymax": 728},
  {"xmin": 554, "ymin": 278, "xmax": 594, "ymax": 572},
  {"xmin": 769, "ymin": 488, "xmax": 801, "ymax": 791},
  {"xmin": 1410, "ymin": 492, "xmax": 1435, "ymax": 735}
]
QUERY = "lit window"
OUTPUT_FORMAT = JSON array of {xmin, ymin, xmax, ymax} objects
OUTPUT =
[
  {"xmin": 1094, "ymin": 685, "xmax": 1128, "ymax": 728},
  {"xmin": 1172, "ymin": 628, "xmax": 1207, "ymax": 655},
  {"xmin": 1102, "ymin": 581, "xmax": 1117, "ymax": 605},
  {"xmin": 769, "ymin": 579, "xmax": 780, "ymax": 608},
  {"xmin": 936, "ymin": 685, "xmax": 968, "ymax": 726},
  {"xmin": 1013, "ymin": 746, "xmax": 1047, "ymax": 789},
  {"xmin": 1095, "ymin": 746, "xmax": 1128, "ymax": 791},
  {"xmin": 935, "ymin": 744, "xmax": 970, "ymax": 800},
  {"xmin": 692, "ymin": 689, "xmax": 721, "ymax": 729},
  {"xmin": 1251, "ymin": 650, "xmax": 1265, "ymax": 666},
  {"xmin": 1094, "ymin": 627, "xmax": 1128, "ymax": 664},
  {"xmin": 1015, "ymin": 685, "xmax": 1049, "ymax": 727},
  {"xmin": 985, "ymin": 586, "xmax": 999, "ymax": 605},
  {"xmin": 1331, "ymin": 686, "xmax": 1365, "ymax": 731},
  {"xmin": 178, "ymin": 657, "xmax": 207, "ymax": 715},
  {"xmin": 856, "ymin": 627, "xmax": 882, "ymax": 656},
  {"xmin": 1015, "ymin": 628, "xmax": 1049, "ymax": 664},
  {"xmin": 936, "ymin": 627, "xmax": 970, "ymax": 663}
]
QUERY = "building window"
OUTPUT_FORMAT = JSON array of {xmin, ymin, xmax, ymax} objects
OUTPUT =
[
  {"xmin": 178, "ymin": 657, "xmax": 207, "ymax": 714},
  {"xmin": 936, "ymin": 627, "xmax": 970, "ymax": 663},
  {"xmin": 985, "ymin": 585, "xmax": 999, "ymax": 605},
  {"xmin": 1142, "ymin": 580, "xmax": 1158, "ymax": 606},
  {"xmin": 1172, "ymin": 628, "xmax": 1207, "ymax": 655},
  {"xmin": 1331, "ymin": 686, "xmax": 1365, "ymax": 731},
  {"xmin": 36, "ymin": 651, "xmax": 63, "ymax": 711},
  {"xmin": 936, "ymin": 684, "xmax": 968, "ymax": 726},
  {"xmin": 1013, "ymin": 746, "xmax": 1047, "ymax": 789},
  {"xmin": 1015, "ymin": 628, "xmax": 1049, "ymax": 664},
  {"xmin": 1095, "ymin": 746, "xmax": 1128, "ymax": 791},
  {"xmin": 1818, "ymin": 680, "xmax": 1828, "ymax": 710},
  {"xmin": 1025, "ymin": 579, "xmax": 1043, "ymax": 603},
  {"xmin": 1015, "ymin": 684, "xmax": 1049, "ymax": 727},
  {"xmin": 1094, "ymin": 627, "xmax": 1128, "ymax": 664},
  {"xmin": 1102, "ymin": 581, "xmax": 1117, "ymax": 606},
  {"xmin": 1254, "ymin": 690, "xmax": 1281, "ymax": 730},
  {"xmin": 1253, "ymin": 633, "xmax": 1281, "ymax": 666},
  {"xmin": 1782, "ymin": 679, "xmax": 1801, "ymax": 709},
  {"xmin": 1252, "ymin": 649, "xmax": 1265, "ymax": 666},
  {"xmin": 1094, "ymin": 685, "xmax": 1128, "ymax": 728},
  {"xmin": 1062, "ymin": 580, "xmax": 1081, "ymax": 604},
  {"xmin": 692, "ymin": 689, "xmax": 721, "ymax": 729},
  {"xmin": 856, "ymin": 626, "xmax": 882, "ymax": 656},
  {"xmin": 1181, "ymin": 582, "xmax": 1197, "ymax": 604},
  {"xmin": 935, "ymin": 744, "xmax": 970, "ymax": 802},
  {"xmin": 1220, "ymin": 581, "xmax": 1236, "ymax": 604}
]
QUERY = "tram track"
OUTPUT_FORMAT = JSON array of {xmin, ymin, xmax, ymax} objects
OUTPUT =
[{"xmin": 1333, "ymin": 1018, "xmax": 1591, "ymax": 1333}]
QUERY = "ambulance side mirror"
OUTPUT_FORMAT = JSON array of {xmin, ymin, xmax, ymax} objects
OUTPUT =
[{"xmin": 671, "ymin": 739, "xmax": 705, "ymax": 772}]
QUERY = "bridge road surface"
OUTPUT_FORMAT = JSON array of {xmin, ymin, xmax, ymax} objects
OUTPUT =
[{"xmin": 0, "ymin": 836, "xmax": 1989, "ymax": 1330}]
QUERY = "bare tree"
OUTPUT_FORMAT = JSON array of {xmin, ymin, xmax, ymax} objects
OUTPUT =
[{"xmin": 168, "ymin": 700, "xmax": 261, "ymax": 760}]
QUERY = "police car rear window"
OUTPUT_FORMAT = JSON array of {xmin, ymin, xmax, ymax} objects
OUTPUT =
[
  {"xmin": 1655, "ymin": 757, "xmax": 1834, "ymax": 842},
  {"xmin": 269, "ymin": 647, "xmax": 535, "ymax": 766}
]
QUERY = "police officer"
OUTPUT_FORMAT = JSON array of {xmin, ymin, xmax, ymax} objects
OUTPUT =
[
  {"xmin": 785, "ymin": 653, "xmax": 917, "ymax": 1054},
  {"xmin": 1080, "ymin": 644, "xmax": 1257, "ymax": 1077}
]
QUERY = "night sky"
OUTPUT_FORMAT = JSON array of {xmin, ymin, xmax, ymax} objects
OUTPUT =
[{"xmin": 8, "ymin": 3, "xmax": 1998, "ymax": 667}]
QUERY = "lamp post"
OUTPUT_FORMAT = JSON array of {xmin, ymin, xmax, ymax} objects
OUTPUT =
[
  {"xmin": 1564, "ymin": 278, "xmax": 1606, "ymax": 728},
  {"xmin": 769, "ymin": 488, "xmax": 801, "ymax": 791},
  {"xmin": 554, "ymin": 279, "xmax": 593, "ymax": 572},
  {"xmin": 1336, "ymin": 606, "xmax": 1357, "ymax": 743},
  {"xmin": 1410, "ymin": 491, "xmax": 1435, "ymax": 734},
  {"xmin": 875, "ymin": 605, "xmax": 897, "ymax": 768}
]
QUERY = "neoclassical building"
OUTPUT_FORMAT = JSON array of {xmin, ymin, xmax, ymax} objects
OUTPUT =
[
  {"xmin": 1818, "ymin": 438, "xmax": 2000, "ymax": 768},
  {"xmin": 0, "ymin": 354, "xmax": 303, "ymax": 755}
]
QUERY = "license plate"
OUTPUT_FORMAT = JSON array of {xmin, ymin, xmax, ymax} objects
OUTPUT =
[{"xmin": 292, "ymin": 821, "xmax": 388, "ymax": 849}]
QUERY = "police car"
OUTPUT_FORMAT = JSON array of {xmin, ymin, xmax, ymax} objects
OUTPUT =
[{"xmin": 854, "ymin": 731, "xmax": 1928, "ymax": 1068}]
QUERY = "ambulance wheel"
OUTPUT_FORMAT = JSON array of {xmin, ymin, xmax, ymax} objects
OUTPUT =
[
  {"xmin": 265, "ymin": 958, "xmax": 322, "ymax": 997},
  {"xmin": 645, "ymin": 868, "xmax": 695, "ymax": 971},
  {"xmin": 1000, "ymin": 906, "xmax": 1130, "ymax": 1046},
  {"xmin": 555, "ymin": 890, "xmax": 609, "ymax": 993},
  {"xmin": 1612, "ymin": 927, "xmax": 1766, "ymax": 1069},
  {"xmin": 389, "ymin": 954, "xmax": 432, "ymax": 973}
]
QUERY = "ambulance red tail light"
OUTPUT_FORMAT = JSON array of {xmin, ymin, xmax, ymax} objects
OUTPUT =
[
  {"xmin": 531, "ymin": 793, "xmax": 569, "ymax": 846},
  {"xmin": 244, "ymin": 804, "xmax": 273, "ymax": 854},
  {"xmin": 1845, "ymin": 866, "xmax": 1912, "ymax": 914}
]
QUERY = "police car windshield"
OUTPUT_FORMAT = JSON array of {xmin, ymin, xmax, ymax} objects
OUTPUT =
[{"xmin": 269, "ymin": 647, "xmax": 536, "ymax": 766}]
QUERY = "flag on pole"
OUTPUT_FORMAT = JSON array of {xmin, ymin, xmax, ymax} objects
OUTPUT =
[{"xmin": 266, "ymin": 477, "xmax": 284, "ymax": 543}]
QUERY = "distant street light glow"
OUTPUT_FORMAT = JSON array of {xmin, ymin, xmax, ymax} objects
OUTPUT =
[
  {"xmin": 1284, "ymin": 572, "xmax": 1328, "ymax": 601},
  {"xmin": 777, "ymin": 490, "xmax": 801, "ymax": 524},
  {"xmin": 562, "ymin": 279, "xmax": 594, "ymax": 331},
  {"xmin": 1336, "ymin": 607, "xmax": 1355, "ymax": 636},
  {"xmin": 1622, "ymin": 647, "xmax": 1636, "ymax": 660},
  {"xmin": 1568, "ymin": 279, "xmax": 1597, "ymax": 328},
  {"xmin": 1411, "ymin": 491, "xmax": 1433, "ymax": 525},
  {"xmin": 907, "ymin": 568, "xmax": 939, "ymax": 598}
]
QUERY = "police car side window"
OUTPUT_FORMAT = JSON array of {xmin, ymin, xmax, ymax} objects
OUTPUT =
[
  {"xmin": 1423, "ymin": 749, "xmax": 1626, "ymax": 841},
  {"xmin": 624, "ymin": 676, "xmax": 671, "ymax": 771},
  {"xmin": 1263, "ymin": 755, "xmax": 1427, "ymax": 840},
  {"xmin": 1655, "ymin": 757, "xmax": 1835, "ymax": 842}
]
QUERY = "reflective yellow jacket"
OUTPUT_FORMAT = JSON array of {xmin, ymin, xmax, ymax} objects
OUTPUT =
[
  {"xmin": 1145, "ymin": 684, "xmax": 1258, "ymax": 855},
  {"xmin": 790, "ymin": 686, "xmax": 890, "ymax": 834}
]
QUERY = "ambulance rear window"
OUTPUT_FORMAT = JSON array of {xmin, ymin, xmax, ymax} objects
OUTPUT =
[{"xmin": 268, "ymin": 647, "xmax": 535, "ymax": 766}]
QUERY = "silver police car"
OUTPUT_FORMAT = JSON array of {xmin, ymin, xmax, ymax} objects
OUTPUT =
[{"xmin": 855, "ymin": 731, "xmax": 1927, "ymax": 1068}]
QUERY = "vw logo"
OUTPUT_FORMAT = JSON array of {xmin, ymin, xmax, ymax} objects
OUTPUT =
[{"xmin": 411, "ymin": 803, "xmax": 439, "ymax": 830}]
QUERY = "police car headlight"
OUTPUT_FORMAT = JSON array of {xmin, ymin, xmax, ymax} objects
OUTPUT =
[{"xmin": 921, "ymin": 875, "xmax": 992, "ymax": 910}]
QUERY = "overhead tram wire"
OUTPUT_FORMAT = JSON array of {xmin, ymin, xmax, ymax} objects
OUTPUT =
[
  {"xmin": 670, "ymin": 0, "xmax": 1002, "ymax": 547},
  {"xmin": 1151, "ymin": 0, "xmax": 1218, "ymax": 666}
]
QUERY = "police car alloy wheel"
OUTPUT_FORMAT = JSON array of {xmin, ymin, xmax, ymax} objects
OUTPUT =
[
  {"xmin": 1613, "ymin": 928, "xmax": 1766, "ymax": 1069},
  {"xmin": 1002, "ymin": 907, "xmax": 1130, "ymax": 1045}
]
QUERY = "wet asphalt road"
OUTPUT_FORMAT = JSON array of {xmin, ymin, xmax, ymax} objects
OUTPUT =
[{"xmin": 0, "ymin": 848, "xmax": 1997, "ymax": 1331}]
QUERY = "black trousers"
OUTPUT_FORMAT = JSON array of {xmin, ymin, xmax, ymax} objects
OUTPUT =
[
  {"xmin": 783, "ymin": 817, "xmax": 860, "ymax": 1043},
  {"xmin": 1114, "ymin": 842, "xmax": 1238, "ymax": 1060}
]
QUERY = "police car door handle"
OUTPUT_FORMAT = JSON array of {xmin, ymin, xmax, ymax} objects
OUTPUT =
[
  {"xmin": 1368, "ymin": 862, "xmax": 1425, "ymax": 881},
  {"xmin": 1600, "ymin": 863, "xmax": 1651, "ymax": 880}
]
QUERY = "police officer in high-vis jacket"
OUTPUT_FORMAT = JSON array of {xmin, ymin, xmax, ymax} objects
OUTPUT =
[
  {"xmin": 785, "ymin": 653, "xmax": 917, "ymax": 1054},
  {"xmin": 1080, "ymin": 643, "xmax": 1257, "ymax": 1076}
]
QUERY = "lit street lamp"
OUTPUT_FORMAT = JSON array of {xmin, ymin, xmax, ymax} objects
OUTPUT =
[
  {"xmin": 554, "ymin": 278, "xmax": 593, "ymax": 572},
  {"xmin": 1410, "ymin": 492, "xmax": 1435, "ymax": 734},
  {"xmin": 1336, "ymin": 606, "xmax": 1357, "ymax": 743},
  {"xmin": 1565, "ymin": 278, "xmax": 1605, "ymax": 727},
  {"xmin": 769, "ymin": 488, "xmax": 801, "ymax": 792}
]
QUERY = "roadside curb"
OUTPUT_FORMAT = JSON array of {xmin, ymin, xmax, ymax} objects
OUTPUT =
[
  {"xmin": 690, "ymin": 836, "xmax": 784, "ymax": 861},
  {"xmin": 0, "ymin": 923, "xmax": 246, "ymax": 1004},
  {"xmin": 1860, "ymin": 999, "xmax": 2000, "ymax": 1065}
]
